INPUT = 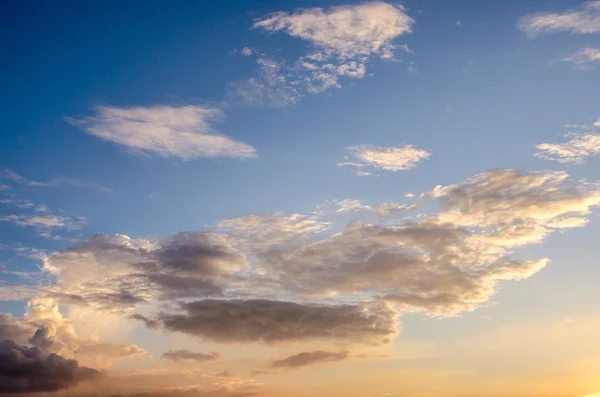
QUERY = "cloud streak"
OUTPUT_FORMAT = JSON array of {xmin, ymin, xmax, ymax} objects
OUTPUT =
[
  {"xmin": 68, "ymin": 105, "xmax": 257, "ymax": 160},
  {"xmin": 272, "ymin": 350, "xmax": 349, "ymax": 368},
  {"xmin": 162, "ymin": 349, "xmax": 221, "ymax": 362},
  {"xmin": 518, "ymin": 0, "xmax": 600, "ymax": 35}
]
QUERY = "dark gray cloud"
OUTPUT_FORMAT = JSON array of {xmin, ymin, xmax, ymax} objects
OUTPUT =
[
  {"xmin": 129, "ymin": 314, "xmax": 160, "ymax": 329},
  {"xmin": 0, "ymin": 339, "xmax": 99, "ymax": 393},
  {"xmin": 271, "ymin": 350, "xmax": 349, "ymax": 368},
  {"xmin": 162, "ymin": 349, "xmax": 220, "ymax": 362},
  {"xmin": 158, "ymin": 299, "xmax": 396, "ymax": 344}
]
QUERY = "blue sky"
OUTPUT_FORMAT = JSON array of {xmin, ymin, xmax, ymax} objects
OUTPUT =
[{"xmin": 2, "ymin": 1, "xmax": 600, "ymax": 396}]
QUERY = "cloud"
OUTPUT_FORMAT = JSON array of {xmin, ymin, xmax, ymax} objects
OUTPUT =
[
  {"xmin": 536, "ymin": 132, "xmax": 600, "ymax": 163},
  {"xmin": 12, "ymin": 168, "xmax": 600, "ymax": 349},
  {"xmin": 334, "ymin": 199, "xmax": 417, "ymax": 216},
  {"xmin": 162, "ymin": 349, "xmax": 220, "ymax": 362},
  {"xmin": 1, "ymin": 168, "xmax": 112, "ymax": 193},
  {"xmin": 0, "ymin": 200, "xmax": 85, "ymax": 239},
  {"xmin": 0, "ymin": 313, "xmax": 37, "ymax": 345},
  {"xmin": 518, "ymin": 0, "xmax": 600, "ymax": 35},
  {"xmin": 217, "ymin": 213, "xmax": 330, "ymax": 248},
  {"xmin": 563, "ymin": 47, "xmax": 600, "ymax": 64},
  {"xmin": 271, "ymin": 350, "xmax": 349, "ymax": 368},
  {"xmin": 158, "ymin": 299, "xmax": 397, "ymax": 344},
  {"xmin": 338, "ymin": 144, "xmax": 431, "ymax": 174},
  {"xmin": 231, "ymin": 2, "xmax": 414, "ymax": 106},
  {"xmin": 41, "ymin": 232, "xmax": 248, "ymax": 310},
  {"xmin": 253, "ymin": 2, "xmax": 413, "ymax": 59},
  {"xmin": 67, "ymin": 105, "xmax": 257, "ymax": 160},
  {"xmin": 0, "ymin": 339, "xmax": 99, "ymax": 393}
]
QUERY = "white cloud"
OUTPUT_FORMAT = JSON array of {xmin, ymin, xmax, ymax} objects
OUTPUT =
[
  {"xmin": 338, "ymin": 144, "xmax": 431, "ymax": 174},
  {"xmin": 0, "ymin": 200, "xmax": 85, "ymax": 239},
  {"xmin": 536, "ymin": 132, "xmax": 600, "ymax": 163},
  {"xmin": 68, "ymin": 105, "xmax": 257, "ymax": 160},
  {"xmin": 253, "ymin": 2, "xmax": 413, "ymax": 59},
  {"xmin": 231, "ymin": 2, "xmax": 414, "ymax": 106},
  {"xmin": 518, "ymin": 0, "xmax": 600, "ymax": 35},
  {"xmin": 334, "ymin": 199, "xmax": 417, "ymax": 216},
  {"xmin": 563, "ymin": 47, "xmax": 600, "ymax": 64},
  {"xmin": 241, "ymin": 47, "xmax": 253, "ymax": 56},
  {"xmin": 335, "ymin": 199, "xmax": 373, "ymax": 213}
]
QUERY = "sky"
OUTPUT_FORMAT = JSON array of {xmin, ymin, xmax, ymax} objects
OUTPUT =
[{"xmin": 1, "ymin": 0, "xmax": 600, "ymax": 396}]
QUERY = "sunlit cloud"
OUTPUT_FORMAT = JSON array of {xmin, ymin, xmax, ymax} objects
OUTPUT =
[
  {"xmin": 68, "ymin": 105, "xmax": 257, "ymax": 160},
  {"xmin": 563, "ymin": 47, "xmax": 600, "ymax": 65},
  {"xmin": 518, "ymin": 0, "xmax": 600, "ymax": 35},
  {"xmin": 338, "ymin": 144, "xmax": 431, "ymax": 174},
  {"xmin": 230, "ymin": 2, "xmax": 414, "ymax": 106}
]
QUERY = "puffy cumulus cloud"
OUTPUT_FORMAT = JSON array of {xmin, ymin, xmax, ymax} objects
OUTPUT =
[
  {"xmin": 338, "ymin": 144, "xmax": 431, "ymax": 174},
  {"xmin": 431, "ymin": 169, "xmax": 600, "ymax": 231},
  {"xmin": 563, "ymin": 47, "xmax": 600, "ymax": 64},
  {"xmin": 0, "ymin": 339, "xmax": 99, "ymax": 393},
  {"xmin": 231, "ymin": 2, "xmax": 414, "ymax": 106},
  {"xmin": 162, "ymin": 349, "xmax": 220, "ymax": 362},
  {"xmin": 536, "ymin": 132, "xmax": 600, "ymax": 163},
  {"xmin": 271, "ymin": 350, "xmax": 349, "ymax": 368},
  {"xmin": 518, "ymin": 0, "xmax": 600, "ymax": 35},
  {"xmin": 1, "ymin": 297, "xmax": 147, "ymax": 369},
  {"xmin": 67, "ymin": 105, "xmax": 257, "ymax": 160},
  {"xmin": 41, "ymin": 232, "xmax": 248, "ymax": 311},
  {"xmin": 14, "ymin": 168, "xmax": 600, "ymax": 347},
  {"xmin": 157, "ymin": 299, "xmax": 397, "ymax": 345},
  {"xmin": 0, "ymin": 313, "xmax": 37, "ymax": 345}
]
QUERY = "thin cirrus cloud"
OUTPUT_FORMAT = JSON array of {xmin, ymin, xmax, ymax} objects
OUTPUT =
[
  {"xmin": 562, "ymin": 47, "xmax": 600, "ymax": 64},
  {"xmin": 0, "ymin": 199, "xmax": 85, "ymax": 239},
  {"xmin": 518, "ymin": 0, "xmax": 600, "ymax": 35},
  {"xmin": 230, "ymin": 2, "xmax": 414, "ymax": 106},
  {"xmin": 338, "ymin": 144, "xmax": 431, "ymax": 175},
  {"xmin": 1, "ymin": 168, "xmax": 112, "ymax": 194},
  {"xmin": 67, "ymin": 105, "xmax": 257, "ymax": 160}
]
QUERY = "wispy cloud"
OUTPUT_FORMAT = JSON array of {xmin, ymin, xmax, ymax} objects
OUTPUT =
[
  {"xmin": 338, "ymin": 144, "xmax": 431, "ymax": 175},
  {"xmin": 535, "ymin": 120, "xmax": 600, "ymax": 163},
  {"xmin": 518, "ymin": 0, "xmax": 600, "ymax": 35},
  {"xmin": 68, "ymin": 105, "xmax": 257, "ymax": 160},
  {"xmin": 230, "ymin": 2, "xmax": 414, "ymax": 106},
  {"xmin": 563, "ymin": 47, "xmax": 600, "ymax": 65},
  {"xmin": 2, "ymin": 168, "xmax": 112, "ymax": 194},
  {"xmin": 536, "ymin": 131, "xmax": 600, "ymax": 163},
  {"xmin": 0, "ymin": 199, "xmax": 85, "ymax": 239}
]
